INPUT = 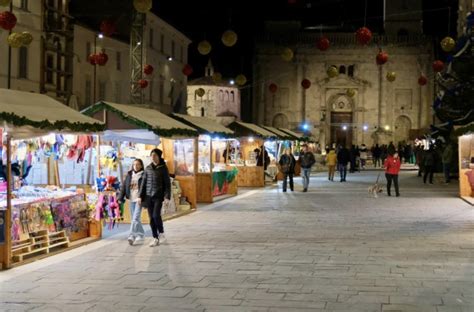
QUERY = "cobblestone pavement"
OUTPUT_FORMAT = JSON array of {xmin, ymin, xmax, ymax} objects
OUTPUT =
[{"xmin": 1, "ymin": 170, "xmax": 473, "ymax": 312}]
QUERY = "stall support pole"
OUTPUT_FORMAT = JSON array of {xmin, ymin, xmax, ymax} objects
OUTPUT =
[
  {"xmin": 194, "ymin": 138, "xmax": 199, "ymax": 175},
  {"xmin": 96, "ymin": 135, "xmax": 101, "ymax": 176},
  {"xmin": 225, "ymin": 140, "xmax": 230, "ymax": 165},
  {"xmin": 3, "ymin": 136, "xmax": 12, "ymax": 269}
]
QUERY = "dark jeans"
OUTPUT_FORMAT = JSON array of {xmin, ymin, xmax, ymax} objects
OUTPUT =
[
  {"xmin": 385, "ymin": 173, "xmax": 399, "ymax": 196},
  {"xmin": 443, "ymin": 163, "xmax": 450, "ymax": 183},
  {"xmin": 374, "ymin": 157, "xmax": 381, "ymax": 167},
  {"xmin": 338, "ymin": 163, "xmax": 347, "ymax": 181},
  {"xmin": 145, "ymin": 195, "xmax": 164, "ymax": 238},
  {"xmin": 282, "ymin": 173, "xmax": 294, "ymax": 191},
  {"xmin": 423, "ymin": 165, "xmax": 434, "ymax": 183}
]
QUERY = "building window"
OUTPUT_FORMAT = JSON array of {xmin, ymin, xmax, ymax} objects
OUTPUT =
[
  {"xmin": 46, "ymin": 54, "xmax": 54, "ymax": 83},
  {"xmin": 160, "ymin": 34, "xmax": 164, "ymax": 52},
  {"xmin": 159, "ymin": 79, "xmax": 164, "ymax": 104},
  {"xmin": 85, "ymin": 79, "xmax": 91, "ymax": 105},
  {"xmin": 86, "ymin": 42, "xmax": 91, "ymax": 59},
  {"xmin": 348, "ymin": 65, "xmax": 355, "ymax": 77},
  {"xmin": 339, "ymin": 65, "xmax": 346, "ymax": 74},
  {"xmin": 201, "ymin": 107, "xmax": 205, "ymax": 117},
  {"xmin": 180, "ymin": 46, "xmax": 183, "ymax": 62},
  {"xmin": 230, "ymin": 91, "xmax": 235, "ymax": 102},
  {"xmin": 18, "ymin": 47, "xmax": 28, "ymax": 79},
  {"xmin": 171, "ymin": 40, "xmax": 175, "ymax": 59},
  {"xmin": 149, "ymin": 28, "xmax": 154, "ymax": 48},
  {"xmin": 20, "ymin": 0, "xmax": 28, "ymax": 10},
  {"xmin": 98, "ymin": 81, "xmax": 106, "ymax": 100},
  {"xmin": 116, "ymin": 51, "xmax": 121, "ymax": 71}
]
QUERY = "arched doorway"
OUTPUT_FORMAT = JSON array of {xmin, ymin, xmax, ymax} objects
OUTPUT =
[
  {"xmin": 394, "ymin": 115, "xmax": 411, "ymax": 144},
  {"xmin": 329, "ymin": 94, "xmax": 354, "ymax": 147},
  {"xmin": 273, "ymin": 113, "xmax": 289, "ymax": 128}
]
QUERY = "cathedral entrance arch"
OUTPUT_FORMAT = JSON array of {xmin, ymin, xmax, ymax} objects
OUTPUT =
[
  {"xmin": 329, "ymin": 94, "xmax": 354, "ymax": 147},
  {"xmin": 394, "ymin": 115, "xmax": 411, "ymax": 144},
  {"xmin": 272, "ymin": 113, "xmax": 289, "ymax": 128}
]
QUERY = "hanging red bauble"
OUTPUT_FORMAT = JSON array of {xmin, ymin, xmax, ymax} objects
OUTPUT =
[
  {"xmin": 88, "ymin": 53, "xmax": 98, "ymax": 65},
  {"xmin": 432, "ymin": 60, "xmax": 444, "ymax": 72},
  {"xmin": 182, "ymin": 64, "xmax": 193, "ymax": 76},
  {"xmin": 0, "ymin": 11, "xmax": 17, "ymax": 31},
  {"xmin": 269, "ymin": 83, "xmax": 278, "ymax": 94},
  {"xmin": 316, "ymin": 37, "xmax": 330, "ymax": 51},
  {"xmin": 100, "ymin": 20, "xmax": 116, "ymax": 37},
  {"xmin": 96, "ymin": 51, "xmax": 108, "ymax": 66},
  {"xmin": 301, "ymin": 79, "xmax": 311, "ymax": 89},
  {"xmin": 418, "ymin": 75, "xmax": 428, "ymax": 86},
  {"xmin": 138, "ymin": 79, "xmax": 148, "ymax": 89},
  {"xmin": 355, "ymin": 27, "xmax": 372, "ymax": 45},
  {"xmin": 376, "ymin": 51, "xmax": 388, "ymax": 65},
  {"xmin": 143, "ymin": 64, "xmax": 154, "ymax": 75}
]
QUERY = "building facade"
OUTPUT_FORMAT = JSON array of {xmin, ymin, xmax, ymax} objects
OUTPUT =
[{"xmin": 186, "ymin": 60, "xmax": 241, "ymax": 126}]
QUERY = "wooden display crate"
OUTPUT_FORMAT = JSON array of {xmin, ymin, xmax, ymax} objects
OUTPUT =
[{"xmin": 11, "ymin": 230, "xmax": 69, "ymax": 263}]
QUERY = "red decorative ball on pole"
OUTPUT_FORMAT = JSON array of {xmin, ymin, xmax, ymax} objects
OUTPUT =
[
  {"xmin": 432, "ymin": 60, "xmax": 444, "ymax": 72},
  {"xmin": 182, "ymin": 64, "xmax": 193, "ymax": 76},
  {"xmin": 143, "ymin": 64, "xmax": 154, "ymax": 75},
  {"xmin": 269, "ymin": 83, "xmax": 278, "ymax": 94},
  {"xmin": 376, "ymin": 51, "xmax": 388, "ymax": 65},
  {"xmin": 355, "ymin": 27, "xmax": 372, "ymax": 45},
  {"xmin": 88, "ymin": 53, "xmax": 98, "ymax": 65},
  {"xmin": 418, "ymin": 75, "xmax": 428, "ymax": 86},
  {"xmin": 301, "ymin": 79, "xmax": 311, "ymax": 89},
  {"xmin": 316, "ymin": 37, "xmax": 330, "ymax": 51},
  {"xmin": 100, "ymin": 20, "xmax": 116, "ymax": 37},
  {"xmin": 138, "ymin": 79, "xmax": 148, "ymax": 89},
  {"xmin": 0, "ymin": 11, "xmax": 17, "ymax": 31},
  {"xmin": 96, "ymin": 51, "xmax": 108, "ymax": 66}
]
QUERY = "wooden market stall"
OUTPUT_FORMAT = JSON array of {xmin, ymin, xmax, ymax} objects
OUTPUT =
[
  {"xmin": 456, "ymin": 122, "xmax": 474, "ymax": 205},
  {"xmin": 81, "ymin": 101, "xmax": 199, "ymax": 224},
  {"xmin": 228, "ymin": 121, "xmax": 278, "ymax": 187},
  {"xmin": 0, "ymin": 89, "xmax": 105, "ymax": 270},
  {"xmin": 171, "ymin": 114, "xmax": 238, "ymax": 203}
]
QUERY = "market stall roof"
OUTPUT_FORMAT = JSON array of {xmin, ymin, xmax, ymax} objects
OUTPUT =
[
  {"xmin": 81, "ymin": 101, "xmax": 198, "ymax": 138},
  {"xmin": 454, "ymin": 122, "xmax": 474, "ymax": 136},
  {"xmin": 171, "ymin": 114, "xmax": 234, "ymax": 137},
  {"xmin": 228, "ymin": 121, "xmax": 278, "ymax": 139},
  {"xmin": 278, "ymin": 128, "xmax": 307, "ymax": 140},
  {"xmin": 0, "ymin": 89, "xmax": 104, "ymax": 139},
  {"xmin": 261, "ymin": 126, "xmax": 296, "ymax": 140}
]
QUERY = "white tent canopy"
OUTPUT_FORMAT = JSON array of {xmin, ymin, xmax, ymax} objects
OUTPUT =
[
  {"xmin": 172, "ymin": 114, "xmax": 233, "ymax": 135},
  {"xmin": 101, "ymin": 129, "xmax": 161, "ymax": 145},
  {"xmin": 0, "ymin": 89, "xmax": 104, "ymax": 139}
]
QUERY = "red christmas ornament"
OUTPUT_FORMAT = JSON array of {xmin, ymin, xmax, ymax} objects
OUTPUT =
[
  {"xmin": 0, "ymin": 11, "xmax": 17, "ymax": 31},
  {"xmin": 316, "ymin": 37, "xmax": 330, "ymax": 51},
  {"xmin": 182, "ymin": 64, "xmax": 193, "ymax": 76},
  {"xmin": 355, "ymin": 27, "xmax": 372, "ymax": 45},
  {"xmin": 418, "ymin": 75, "xmax": 428, "ymax": 86},
  {"xmin": 301, "ymin": 79, "xmax": 311, "ymax": 89},
  {"xmin": 100, "ymin": 20, "xmax": 116, "ymax": 37},
  {"xmin": 143, "ymin": 64, "xmax": 154, "ymax": 75},
  {"xmin": 138, "ymin": 79, "xmax": 148, "ymax": 89},
  {"xmin": 88, "ymin": 53, "xmax": 98, "ymax": 65},
  {"xmin": 96, "ymin": 51, "xmax": 108, "ymax": 66},
  {"xmin": 376, "ymin": 51, "xmax": 388, "ymax": 65},
  {"xmin": 269, "ymin": 83, "xmax": 278, "ymax": 94},
  {"xmin": 432, "ymin": 60, "xmax": 444, "ymax": 72}
]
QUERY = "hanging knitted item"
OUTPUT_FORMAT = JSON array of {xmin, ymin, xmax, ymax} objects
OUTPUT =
[{"xmin": 95, "ymin": 194, "xmax": 105, "ymax": 221}]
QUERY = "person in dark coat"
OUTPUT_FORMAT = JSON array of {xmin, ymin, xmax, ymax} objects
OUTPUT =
[
  {"xmin": 299, "ymin": 144, "xmax": 316, "ymax": 192},
  {"xmin": 372, "ymin": 144, "xmax": 382, "ymax": 168},
  {"xmin": 279, "ymin": 148, "xmax": 296, "ymax": 192},
  {"xmin": 423, "ymin": 147, "xmax": 436, "ymax": 184},
  {"xmin": 337, "ymin": 145, "xmax": 350, "ymax": 182},
  {"xmin": 256, "ymin": 146, "xmax": 271, "ymax": 170},
  {"xmin": 139, "ymin": 148, "xmax": 171, "ymax": 247}
]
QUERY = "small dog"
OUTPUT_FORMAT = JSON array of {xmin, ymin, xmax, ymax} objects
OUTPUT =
[{"xmin": 368, "ymin": 183, "xmax": 383, "ymax": 198}]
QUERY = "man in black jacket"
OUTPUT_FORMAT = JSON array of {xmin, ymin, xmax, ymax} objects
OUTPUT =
[
  {"xmin": 279, "ymin": 149, "xmax": 296, "ymax": 192},
  {"xmin": 299, "ymin": 144, "xmax": 316, "ymax": 192},
  {"xmin": 139, "ymin": 148, "xmax": 171, "ymax": 247},
  {"xmin": 337, "ymin": 145, "xmax": 350, "ymax": 182}
]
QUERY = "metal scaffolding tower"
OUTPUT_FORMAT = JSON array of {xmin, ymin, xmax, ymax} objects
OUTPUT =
[{"xmin": 129, "ymin": 11, "xmax": 145, "ymax": 104}]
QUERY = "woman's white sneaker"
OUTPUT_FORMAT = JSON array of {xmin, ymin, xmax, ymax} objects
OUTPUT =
[
  {"xmin": 127, "ymin": 236, "xmax": 135, "ymax": 246},
  {"xmin": 149, "ymin": 238, "xmax": 159, "ymax": 247},
  {"xmin": 158, "ymin": 233, "xmax": 166, "ymax": 244},
  {"xmin": 133, "ymin": 237, "xmax": 144, "ymax": 245}
]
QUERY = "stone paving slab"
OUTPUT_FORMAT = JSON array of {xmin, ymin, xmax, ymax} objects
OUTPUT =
[{"xmin": 0, "ymin": 171, "xmax": 473, "ymax": 312}]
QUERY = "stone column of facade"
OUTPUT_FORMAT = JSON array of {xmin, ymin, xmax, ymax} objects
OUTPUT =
[{"xmin": 295, "ymin": 56, "xmax": 304, "ymax": 129}]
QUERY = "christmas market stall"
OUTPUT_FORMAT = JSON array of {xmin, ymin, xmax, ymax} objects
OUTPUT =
[
  {"xmin": 81, "ymin": 101, "xmax": 199, "ymax": 225},
  {"xmin": 228, "ymin": 121, "xmax": 278, "ymax": 187},
  {"xmin": 0, "ymin": 89, "xmax": 105, "ymax": 270},
  {"xmin": 171, "ymin": 114, "xmax": 237, "ymax": 203},
  {"xmin": 456, "ymin": 122, "xmax": 474, "ymax": 205}
]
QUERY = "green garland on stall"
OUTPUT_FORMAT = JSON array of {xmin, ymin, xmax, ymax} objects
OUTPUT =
[
  {"xmin": 0, "ymin": 112, "xmax": 105, "ymax": 132},
  {"xmin": 82, "ymin": 102, "xmax": 199, "ymax": 138},
  {"xmin": 454, "ymin": 122, "xmax": 474, "ymax": 136},
  {"xmin": 212, "ymin": 167, "xmax": 239, "ymax": 192}
]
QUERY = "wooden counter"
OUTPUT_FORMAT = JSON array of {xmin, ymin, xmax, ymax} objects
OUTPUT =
[
  {"xmin": 235, "ymin": 166, "xmax": 264, "ymax": 187},
  {"xmin": 196, "ymin": 171, "xmax": 238, "ymax": 203}
]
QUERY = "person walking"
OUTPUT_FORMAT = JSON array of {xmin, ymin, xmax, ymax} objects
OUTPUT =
[
  {"xmin": 279, "ymin": 148, "xmax": 296, "ymax": 192},
  {"xmin": 441, "ymin": 143, "xmax": 453, "ymax": 184},
  {"xmin": 415, "ymin": 145, "xmax": 424, "ymax": 177},
  {"xmin": 139, "ymin": 148, "xmax": 171, "ymax": 247},
  {"xmin": 326, "ymin": 148, "xmax": 337, "ymax": 181},
  {"xmin": 299, "ymin": 144, "xmax": 316, "ymax": 192},
  {"xmin": 372, "ymin": 144, "xmax": 382, "ymax": 168},
  {"xmin": 423, "ymin": 147, "xmax": 435, "ymax": 184},
  {"xmin": 359, "ymin": 144, "xmax": 368, "ymax": 169},
  {"xmin": 337, "ymin": 145, "xmax": 350, "ymax": 182},
  {"xmin": 118, "ymin": 159, "xmax": 145, "ymax": 246},
  {"xmin": 384, "ymin": 152, "xmax": 401, "ymax": 197}
]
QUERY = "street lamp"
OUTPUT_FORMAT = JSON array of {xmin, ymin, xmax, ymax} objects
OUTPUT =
[{"xmin": 342, "ymin": 125, "xmax": 348, "ymax": 131}]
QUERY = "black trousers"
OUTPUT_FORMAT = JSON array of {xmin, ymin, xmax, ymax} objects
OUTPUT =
[
  {"xmin": 385, "ymin": 174, "xmax": 399, "ymax": 196},
  {"xmin": 423, "ymin": 165, "xmax": 434, "ymax": 183},
  {"xmin": 145, "ymin": 196, "xmax": 164, "ymax": 238},
  {"xmin": 282, "ymin": 173, "xmax": 294, "ymax": 191}
]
